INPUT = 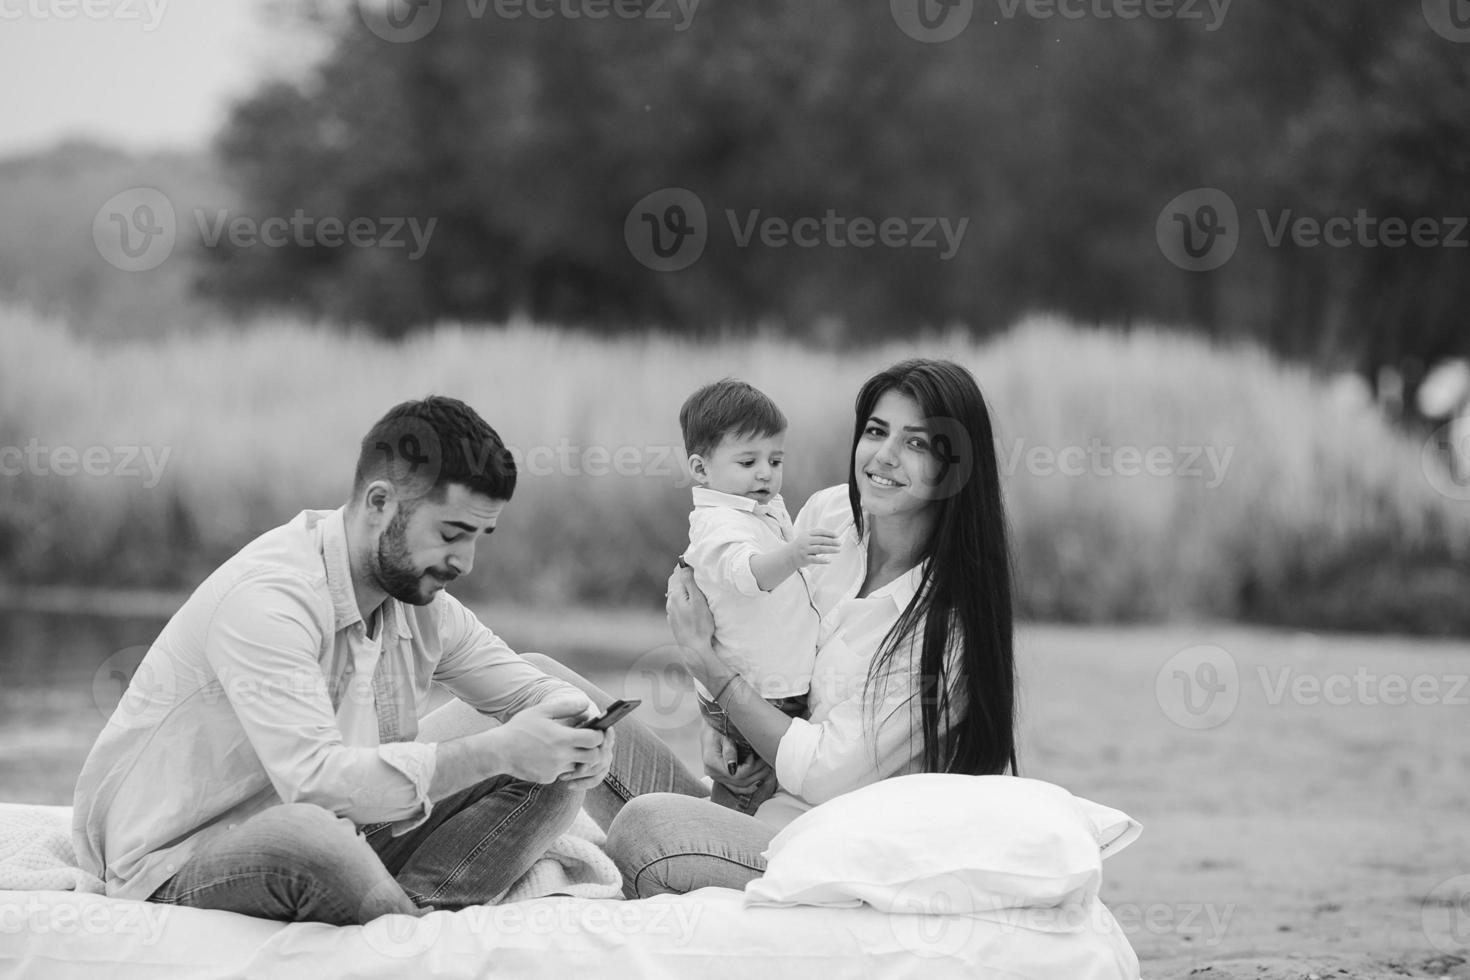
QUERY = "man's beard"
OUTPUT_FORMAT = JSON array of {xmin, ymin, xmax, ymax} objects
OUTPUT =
[{"xmin": 373, "ymin": 504, "xmax": 439, "ymax": 605}]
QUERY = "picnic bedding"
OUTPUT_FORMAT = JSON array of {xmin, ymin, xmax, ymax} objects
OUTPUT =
[{"xmin": 0, "ymin": 787, "xmax": 1143, "ymax": 979}]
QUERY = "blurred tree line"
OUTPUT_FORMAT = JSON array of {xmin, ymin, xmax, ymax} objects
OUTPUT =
[{"xmin": 200, "ymin": 0, "xmax": 1466, "ymax": 402}]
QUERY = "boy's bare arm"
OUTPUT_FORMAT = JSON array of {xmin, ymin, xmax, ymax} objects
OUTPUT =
[{"xmin": 750, "ymin": 529, "xmax": 841, "ymax": 591}]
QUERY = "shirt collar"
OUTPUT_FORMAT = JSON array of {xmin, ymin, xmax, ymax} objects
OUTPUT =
[
  {"xmin": 320, "ymin": 507, "xmax": 413, "ymax": 640},
  {"xmin": 691, "ymin": 486, "xmax": 782, "ymax": 515}
]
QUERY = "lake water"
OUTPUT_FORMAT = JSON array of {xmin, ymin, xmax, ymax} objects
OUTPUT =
[{"xmin": 0, "ymin": 609, "xmax": 704, "ymax": 804}]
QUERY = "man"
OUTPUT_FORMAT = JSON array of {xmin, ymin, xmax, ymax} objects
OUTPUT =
[{"xmin": 72, "ymin": 396, "xmax": 614, "ymax": 924}]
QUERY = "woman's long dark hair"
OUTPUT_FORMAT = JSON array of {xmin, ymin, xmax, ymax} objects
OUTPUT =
[{"xmin": 851, "ymin": 359, "xmax": 1018, "ymax": 777}]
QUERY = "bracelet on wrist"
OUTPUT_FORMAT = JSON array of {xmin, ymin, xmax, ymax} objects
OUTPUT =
[{"xmin": 712, "ymin": 672, "xmax": 739, "ymax": 703}]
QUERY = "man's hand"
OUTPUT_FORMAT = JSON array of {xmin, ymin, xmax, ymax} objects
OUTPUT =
[
  {"xmin": 701, "ymin": 724, "xmax": 771, "ymax": 796},
  {"xmin": 488, "ymin": 697, "xmax": 605, "ymax": 784},
  {"xmin": 789, "ymin": 528, "xmax": 841, "ymax": 567},
  {"xmin": 557, "ymin": 724, "xmax": 615, "ymax": 792}
]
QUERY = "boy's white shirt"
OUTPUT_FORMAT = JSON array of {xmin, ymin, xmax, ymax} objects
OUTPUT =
[{"xmin": 684, "ymin": 486, "xmax": 819, "ymax": 699}]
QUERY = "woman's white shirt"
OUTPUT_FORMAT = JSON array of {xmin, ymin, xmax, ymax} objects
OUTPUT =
[{"xmin": 756, "ymin": 484, "xmax": 931, "ymax": 830}]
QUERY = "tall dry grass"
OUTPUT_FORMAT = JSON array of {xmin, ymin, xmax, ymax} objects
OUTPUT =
[{"xmin": 2, "ymin": 304, "xmax": 1465, "ymax": 632}]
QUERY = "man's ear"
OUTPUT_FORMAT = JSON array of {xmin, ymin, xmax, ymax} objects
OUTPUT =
[
  {"xmin": 360, "ymin": 480, "xmax": 396, "ymax": 523},
  {"xmin": 687, "ymin": 454, "xmax": 710, "ymax": 486}
]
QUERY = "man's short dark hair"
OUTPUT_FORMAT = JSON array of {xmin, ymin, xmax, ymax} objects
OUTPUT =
[
  {"xmin": 678, "ymin": 379, "xmax": 787, "ymax": 460},
  {"xmin": 353, "ymin": 396, "xmax": 516, "ymax": 503}
]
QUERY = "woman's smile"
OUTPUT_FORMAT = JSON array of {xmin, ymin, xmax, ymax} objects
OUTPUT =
[{"xmin": 865, "ymin": 471, "xmax": 905, "ymax": 489}]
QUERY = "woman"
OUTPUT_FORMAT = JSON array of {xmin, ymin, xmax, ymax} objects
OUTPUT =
[{"xmin": 526, "ymin": 357, "xmax": 1017, "ymax": 897}]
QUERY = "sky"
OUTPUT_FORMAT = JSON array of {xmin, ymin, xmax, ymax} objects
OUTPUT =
[{"xmin": 0, "ymin": 0, "xmax": 328, "ymax": 156}]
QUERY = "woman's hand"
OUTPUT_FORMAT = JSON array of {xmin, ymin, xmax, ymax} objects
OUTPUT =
[
  {"xmin": 700, "ymin": 724, "xmax": 773, "ymax": 796},
  {"xmin": 665, "ymin": 563, "xmax": 719, "ymax": 682}
]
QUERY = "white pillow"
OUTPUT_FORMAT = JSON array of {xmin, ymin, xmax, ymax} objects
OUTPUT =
[{"xmin": 743, "ymin": 774, "xmax": 1141, "ymax": 914}]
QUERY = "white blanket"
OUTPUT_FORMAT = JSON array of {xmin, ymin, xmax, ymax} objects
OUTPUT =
[
  {"xmin": 0, "ymin": 805, "xmax": 102, "ymax": 895},
  {"xmin": 0, "ymin": 802, "xmax": 618, "ymax": 904},
  {"xmin": 0, "ymin": 884, "xmax": 1141, "ymax": 979}
]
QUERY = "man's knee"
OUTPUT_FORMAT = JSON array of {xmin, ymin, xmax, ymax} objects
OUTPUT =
[
  {"xmin": 249, "ymin": 803, "xmax": 360, "ymax": 861},
  {"xmin": 260, "ymin": 801, "xmax": 352, "ymax": 832},
  {"xmin": 528, "ymin": 777, "xmax": 583, "ymax": 829}
]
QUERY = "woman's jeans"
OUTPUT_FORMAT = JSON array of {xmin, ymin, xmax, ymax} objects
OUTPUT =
[
  {"xmin": 147, "ymin": 771, "xmax": 583, "ymax": 924},
  {"xmin": 519, "ymin": 653, "xmax": 779, "ymax": 900}
]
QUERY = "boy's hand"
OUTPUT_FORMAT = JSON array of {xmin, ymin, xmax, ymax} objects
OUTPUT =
[{"xmin": 790, "ymin": 528, "xmax": 841, "ymax": 567}]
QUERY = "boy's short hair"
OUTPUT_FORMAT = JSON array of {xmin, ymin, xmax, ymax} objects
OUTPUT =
[
  {"xmin": 353, "ymin": 395, "xmax": 517, "ymax": 503},
  {"xmin": 678, "ymin": 379, "xmax": 788, "ymax": 459}
]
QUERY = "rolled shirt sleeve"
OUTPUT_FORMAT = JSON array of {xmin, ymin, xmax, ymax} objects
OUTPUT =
[
  {"xmin": 205, "ymin": 571, "xmax": 439, "ymax": 833},
  {"xmin": 685, "ymin": 512, "xmax": 764, "ymax": 598},
  {"xmin": 432, "ymin": 593, "xmax": 597, "ymax": 722},
  {"xmin": 773, "ymin": 661, "xmax": 922, "ymax": 806}
]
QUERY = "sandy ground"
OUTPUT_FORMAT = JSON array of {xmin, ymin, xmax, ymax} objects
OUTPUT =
[{"xmin": 4, "ymin": 603, "xmax": 1467, "ymax": 979}]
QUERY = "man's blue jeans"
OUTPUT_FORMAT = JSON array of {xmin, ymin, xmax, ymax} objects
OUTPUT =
[{"xmin": 147, "ymin": 773, "xmax": 582, "ymax": 924}]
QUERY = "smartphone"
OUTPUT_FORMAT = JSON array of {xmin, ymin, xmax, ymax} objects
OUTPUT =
[{"xmin": 579, "ymin": 698, "xmax": 641, "ymax": 731}]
